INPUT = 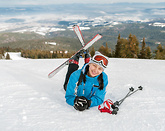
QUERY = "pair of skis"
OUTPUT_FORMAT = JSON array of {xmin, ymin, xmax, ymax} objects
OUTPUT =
[
  {"xmin": 111, "ymin": 86, "xmax": 143, "ymax": 115},
  {"xmin": 48, "ymin": 25, "xmax": 102, "ymax": 78}
]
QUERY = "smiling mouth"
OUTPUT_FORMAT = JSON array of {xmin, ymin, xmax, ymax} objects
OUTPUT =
[{"xmin": 91, "ymin": 70, "xmax": 97, "ymax": 76}]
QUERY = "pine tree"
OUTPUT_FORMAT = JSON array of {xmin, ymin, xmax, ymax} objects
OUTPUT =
[
  {"xmin": 163, "ymin": 46, "xmax": 165, "ymax": 59},
  {"xmin": 98, "ymin": 45, "xmax": 105, "ymax": 55},
  {"xmin": 118, "ymin": 33, "xmax": 121, "ymax": 39},
  {"xmin": 105, "ymin": 43, "xmax": 111, "ymax": 57},
  {"xmin": 157, "ymin": 44, "xmax": 163, "ymax": 52},
  {"xmin": 6, "ymin": 53, "xmax": 11, "ymax": 60},
  {"xmin": 132, "ymin": 35, "xmax": 140, "ymax": 58},
  {"xmin": 90, "ymin": 46, "xmax": 95, "ymax": 57},
  {"xmin": 52, "ymin": 52, "xmax": 57, "ymax": 58},
  {"xmin": 163, "ymin": 47, "xmax": 165, "ymax": 59},
  {"xmin": 115, "ymin": 34, "xmax": 122, "ymax": 57},
  {"xmin": 98, "ymin": 43, "xmax": 111, "ymax": 57},
  {"xmin": 126, "ymin": 34, "xmax": 133, "ymax": 57},
  {"xmin": 155, "ymin": 50, "xmax": 161, "ymax": 59},
  {"xmin": 155, "ymin": 44, "xmax": 164, "ymax": 59},
  {"xmin": 139, "ymin": 38, "xmax": 146, "ymax": 59},
  {"xmin": 146, "ymin": 46, "xmax": 152, "ymax": 59},
  {"xmin": 127, "ymin": 34, "xmax": 139, "ymax": 58},
  {"xmin": 0, "ymin": 48, "xmax": 4, "ymax": 56}
]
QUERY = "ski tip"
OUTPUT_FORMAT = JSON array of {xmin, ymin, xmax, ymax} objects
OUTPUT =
[
  {"xmin": 48, "ymin": 72, "xmax": 54, "ymax": 78},
  {"xmin": 98, "ymin": 34, "xmax": 103, "ymax": 38},
  {"xmin": 48, "ymin": 74, "xmax": 52, "ymax": 78},
  {"xmin": 73, "ymin": 25, "xmax": 78, "ymax": 28}
]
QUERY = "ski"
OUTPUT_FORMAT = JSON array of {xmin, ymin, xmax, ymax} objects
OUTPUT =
[
  {"xmin": 48, "ymin": 33, "xmax": 102, "ymax": 78},
  {"xmin": 111, "ymin": 86, "xmax": 143, "ymax": 115},
  {"xmin": 73, "ymin": 25, "xmax": 86, "ymax": 46}
]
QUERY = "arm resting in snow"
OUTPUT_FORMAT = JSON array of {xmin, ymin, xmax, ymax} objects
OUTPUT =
[{"xmin": 65, "ymin": 70, "xmax": 80, "ymax": 106}]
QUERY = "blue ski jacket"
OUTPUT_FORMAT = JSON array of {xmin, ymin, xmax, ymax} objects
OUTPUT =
[{"xmin": 65, "ymin": 64, "xmax": 108, "ymax": 107}]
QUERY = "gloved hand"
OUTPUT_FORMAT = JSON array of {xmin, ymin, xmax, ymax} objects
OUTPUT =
[{"xmin": 74, "ymin": 96, "xmax": 91, "ymax": 111}]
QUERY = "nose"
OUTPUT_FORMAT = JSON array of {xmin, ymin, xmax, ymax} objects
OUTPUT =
[{"xmin": 93, "ymin": 67, "xmax": 99, "ymax": 74}]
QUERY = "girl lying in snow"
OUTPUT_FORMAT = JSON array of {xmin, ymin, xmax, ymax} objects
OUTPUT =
[{"xmin": 63, "ymin": 50, "xmax": 109, "ymax": 111}]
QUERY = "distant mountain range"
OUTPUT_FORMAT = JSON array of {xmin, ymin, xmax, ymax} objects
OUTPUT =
[
  {"xmin": 0, "ymin": 3, "xmax": 165, "ymax": 31},
  {"xmin": 0, "ymin": 3, "xmax": 164, "ymax": 51}
]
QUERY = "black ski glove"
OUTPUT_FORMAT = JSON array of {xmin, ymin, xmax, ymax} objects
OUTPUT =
[{"xmin": 74, "ymin": 96, "xmax": 91, "ymax": 111}]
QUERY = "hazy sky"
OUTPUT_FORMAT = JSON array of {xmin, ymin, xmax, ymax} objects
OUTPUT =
[{"xmin": 0, "ymin": 0, "xmax": 164, "ymax": 6}]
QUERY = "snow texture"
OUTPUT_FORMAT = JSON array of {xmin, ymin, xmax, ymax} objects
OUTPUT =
[{"xmin": 0, "ymin": 52, "xmax": 165, "ymax": 131}]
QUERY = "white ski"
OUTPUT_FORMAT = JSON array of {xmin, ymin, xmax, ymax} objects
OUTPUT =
[
  {"xmin": 48, "ymin": 27, "xmax": 102, "ymax": 78},
  {"xmin": 73, "ymin": 25, "xmax": 86, "ymax": 46}
]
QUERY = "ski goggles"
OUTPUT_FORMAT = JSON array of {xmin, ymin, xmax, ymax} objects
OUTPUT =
[{"xmin": 92, "ymin": 55, "xmax": 108, "ymax": 68}]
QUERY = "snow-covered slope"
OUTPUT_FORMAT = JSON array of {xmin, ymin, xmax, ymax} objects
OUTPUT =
[
  {"xmin": 0, "ymin": 53, "xmax": 165, "ymax": 131},
  {"xmin": 4, "ymin": 52, "xmax": 26, "ymax": 60}
]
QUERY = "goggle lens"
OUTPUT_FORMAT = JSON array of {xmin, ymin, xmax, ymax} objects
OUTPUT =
[{"xmin": 93, "ymin": 55, "xmax": 108, "ymax": 67}]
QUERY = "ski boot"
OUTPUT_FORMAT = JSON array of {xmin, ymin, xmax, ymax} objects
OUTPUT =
[{"xmin": 68, "ymin": 50, "xmax": 84, "ymax": 65}]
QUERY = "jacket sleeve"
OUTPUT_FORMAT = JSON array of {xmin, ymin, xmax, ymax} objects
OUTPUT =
[
  {"xmin": 65, "ymin": 70, "xmax": 80, "ymax": 106},
  {"xmin": 90, "ymin": 73, "xmax": 108, "ymax": 107}
]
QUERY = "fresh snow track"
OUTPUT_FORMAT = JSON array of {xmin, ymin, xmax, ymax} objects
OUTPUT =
[{"xmin": 0, "ymin": 53, "xmax": 165, "ymax": 131}]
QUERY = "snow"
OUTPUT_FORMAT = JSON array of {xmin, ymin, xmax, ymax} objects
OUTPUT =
[
  {"xmin": 0, "ymin": 52, "xmax": 165, "ymax": 131},
  {"xmin": 45, "ymin": 42, "xmax": 57, "ymax": 46},
  {"xmin": 4, "ymin": 52, "xmax": 27, "ymax": 60},
  {"xmin": 12, "ymin": 27, "xmax": 66, "ymax": 36},
  {"xmin": 68, "ymin": 26, "xmax": 90, "ymax": 31},
  {"xmin": 153, "ymin": 22, "xmax": 165, "ymax": 27}
]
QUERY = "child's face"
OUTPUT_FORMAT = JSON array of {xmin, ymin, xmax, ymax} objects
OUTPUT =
[{"xmin": 88, "ymin": 63, "xmax": 103, "ymax": 77}]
